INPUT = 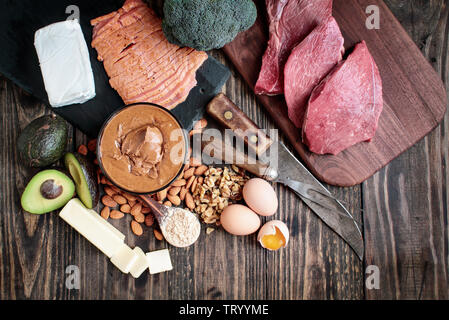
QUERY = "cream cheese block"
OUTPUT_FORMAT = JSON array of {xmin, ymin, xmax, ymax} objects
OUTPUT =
[{"xmin": 34, "ymin": 20, "xmax": 96, "ymax": 107}]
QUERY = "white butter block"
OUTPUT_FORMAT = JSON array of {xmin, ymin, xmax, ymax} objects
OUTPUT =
[
  {"xmin": 34, "ymin": 20, "xmax": 96, "ymax": 107},
  {"xmin": 59, "ymin": 199, "xmax": 125, "ymax": 258},
  {"xmin": 146, "ymin": 249, "xmax": 173, "ymax": 274},
  {"xmin": 130, "ymin": 247, "xmax": 150, "ymax": 278},
  {"xmin": 110, "ymin": 243, "xmax": 139, "ymax": 274}
]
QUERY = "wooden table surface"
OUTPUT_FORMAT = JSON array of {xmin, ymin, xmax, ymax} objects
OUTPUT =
[{"xmin": 0, "ymin": 0, "xmax": 448, "ymax": 300}]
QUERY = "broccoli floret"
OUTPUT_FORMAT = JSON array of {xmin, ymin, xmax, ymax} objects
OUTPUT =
[{"xmin": 162, "ymin": 0, "xmax": 257, "ymax": 51}]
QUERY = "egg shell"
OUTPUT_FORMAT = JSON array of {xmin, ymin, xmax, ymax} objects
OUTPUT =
[
  {"xmin": 243, "ymin": 178, "xmax": 278, "ymax": 216},
  {"xmin": 220, "ymin": 204, "xmax": 261, "ymax": 236},
  {"xmin": 257, "ymin": 220, "xmax": 290, "ymax": 250}
]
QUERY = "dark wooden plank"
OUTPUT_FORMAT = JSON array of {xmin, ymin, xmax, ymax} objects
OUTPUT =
[
  {"xmin": 363, "ymin": 0, "xmax": 449, "ymax": 299},
  {"xmin": 223, "ymin": 0, "xmax": 447, "ymax": 187}
]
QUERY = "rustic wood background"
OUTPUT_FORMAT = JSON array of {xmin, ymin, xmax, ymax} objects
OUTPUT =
[{"xmin": 0, "ymin": 0, "xmax": 448, "ymax": 299}]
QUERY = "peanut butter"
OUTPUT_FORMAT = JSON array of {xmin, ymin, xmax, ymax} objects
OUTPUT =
[{"xmin": 99, "ymin": 104, "xmax": 187, "ymax": 194}]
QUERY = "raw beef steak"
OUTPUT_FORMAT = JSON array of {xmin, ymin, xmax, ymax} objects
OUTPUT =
[
  {"xmin": 254, "ymin": 0, "xmax": 333, "ymax": 95},
  {"xmin": 284, "ymin": 17, "xmax": 344, "ymax": 128},
  {"xmin": 302, "ymin": 41, "xmax": 383, "ymax": 155}
]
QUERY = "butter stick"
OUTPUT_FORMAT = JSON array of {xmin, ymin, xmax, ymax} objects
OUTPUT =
[{"xmin": 59, "ymin": 199, "xmax": 125, "ymax": 258}]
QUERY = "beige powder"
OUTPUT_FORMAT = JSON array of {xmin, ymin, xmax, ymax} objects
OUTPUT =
[{"xmin": 161, "ymin": 208, "xmax": 201, "ymax": 247}]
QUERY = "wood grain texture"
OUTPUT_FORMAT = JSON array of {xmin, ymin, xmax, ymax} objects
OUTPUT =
[
  {"xmin": 0, "ymin": 0, "xmax": 447, "ymax": 301},
  {"xmin": 363, "ymin": 0, "xmax": 449, "ymax": 299},
  {"xmin": 223, "ymin": 0, "xmax": 447, "ymax": 187}
]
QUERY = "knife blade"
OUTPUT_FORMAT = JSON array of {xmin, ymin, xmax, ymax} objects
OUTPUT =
[{"xmin": 205, "ymin": 94, "xmax": 364, "ymax": 260}]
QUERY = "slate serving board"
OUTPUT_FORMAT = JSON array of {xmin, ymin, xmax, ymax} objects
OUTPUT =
[
  {"xmin": 0, "ymin": 0, "xmax": 230, "ymax": 138},
  {"xmin": 223, "ymin": 0, "xmax": 447, "ymax": 187}
]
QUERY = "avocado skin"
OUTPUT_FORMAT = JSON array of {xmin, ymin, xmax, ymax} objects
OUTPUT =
[
  {"xmin": 17, "ymin": 115, "xmax": 68, "ymax": 167},
  {"xmin": 64, "ymin": 152, "xmax": 99, "ymax": 208}
]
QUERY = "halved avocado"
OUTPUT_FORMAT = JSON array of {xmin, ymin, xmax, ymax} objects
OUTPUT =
[
  {"xmin": 21, "ymin": 169, "xmax": 75, "ymax": 214},
  {"xmin": 64, "ymin": 152, "xmax": 99, "ymax": 209}
]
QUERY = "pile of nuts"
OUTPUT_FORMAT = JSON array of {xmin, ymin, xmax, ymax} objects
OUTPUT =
[
  {"xmin": 78, "ymin": 118, "xmax": 249, "ymax": 239},
  {"xmin": 192, "ymin": 166, "xmax": 248, "ymax": 225},
  {"xmin": 157, "ymin": 162, "xmax": 248, "ymax": 226}
]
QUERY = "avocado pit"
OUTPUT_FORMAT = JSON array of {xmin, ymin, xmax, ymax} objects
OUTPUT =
[{"xmin": 40, "ymin": 179, "xmax": 63, "ymax": 199}]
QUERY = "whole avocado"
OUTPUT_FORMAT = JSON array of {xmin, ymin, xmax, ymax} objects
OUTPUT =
[
  {"xmin": 17, "ymin": 114, "xmax": 68, "ymax": 167},
  {"xmin": 162, "ymin": 0, "xmax": 257, "ymax": 51}
]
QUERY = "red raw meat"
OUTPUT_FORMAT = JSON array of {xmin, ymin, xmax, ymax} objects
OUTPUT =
[
  {"xmin": 302, "ymin": 41, "xmax": 383, "ymax": 155},
  {"xmin": 254, "ymin": 0, "xmax": 333, "ymax": 95},
  {"xmin": 284, "ymin": 17, "xmax": 344, "ymax": 128}
]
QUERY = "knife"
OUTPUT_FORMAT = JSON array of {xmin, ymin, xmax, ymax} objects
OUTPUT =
[{"xmin": 205, "ymin": 93, "xmax": 364, "ymax": 260}]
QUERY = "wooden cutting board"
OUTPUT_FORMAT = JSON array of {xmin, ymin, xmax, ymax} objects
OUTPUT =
[{"xmin": 223, "ymin": 0, "xmax": 447, "ymax": 187}]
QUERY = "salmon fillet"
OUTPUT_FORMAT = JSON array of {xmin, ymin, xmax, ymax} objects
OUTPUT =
[{"xmin": 91, "ymin": 0, "xmax": 208, "ymax": 110}]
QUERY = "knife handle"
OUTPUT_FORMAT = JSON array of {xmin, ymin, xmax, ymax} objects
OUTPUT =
[
  {"xmin": 202, "ymin": 138, "xmax": 278, "ymax": 181},
  {"xmin": 206, "ymin": 93, "xmax": 273, "ymax": 157}
]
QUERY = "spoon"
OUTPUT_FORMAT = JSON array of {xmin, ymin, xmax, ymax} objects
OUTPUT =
[{"xmin": 139, "ymin": 194, "xmax": 201, "ymax": 248}]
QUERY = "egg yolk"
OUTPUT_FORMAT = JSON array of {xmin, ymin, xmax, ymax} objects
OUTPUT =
[{"xmin": 261, "ymin": 227, "xmax": 286, "ymax": 250}]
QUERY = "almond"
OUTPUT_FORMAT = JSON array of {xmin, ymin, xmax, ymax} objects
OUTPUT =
[
  {"xmin": 113, "ymin": 195, "xmax": 127, "ymax": 205},
  {"xmin": 87, "ymin": 139, "xmax": 97, "ymax": 152},
  {"xmin": 131, "ymin": 221, "xmax": 143, "ymax": 236},
  {"xmin": 157, "ymin": 189, "xmax": 168, "ymax": 202},
  {"xmin": 110, "ymin": 185, "xmax": 120, "ymax": 193},
  {"xmin": 104, "ymin": 186, "xmax": 116, "ymax": 197},
  {"xmin": 144, "ymin": 214, "xmax": 154, "ymax": 227},
  {"xmin": 193, "ymin": 118, "xmax": 208, "ymax": 130},
  {"xmin": 122, "ymin": 192, "xmax": 137, "ymax": 202},
  {"xmin": 172, "ymin": 179, "xmax": 186, "ymax": 187},
  {"xmin": 102, "ymin": 195, "xmax": 117, "ymax": 207},
  {"xmin": 131, "ymin": 203, "xmax": 142, "ymax": 216},
  {"xmin": 142, "ymin": 207, "xmax": 152, "ymax": 214},
  {"xmin": 186, "ymin": 176, "xmax": 195, "ymax": 190},
  {"xmin": 169, "ymin": 186, "xmax": 181, "ymax": 196},
  {"xmin": 100, "ymin": 176, "xmax": 108, "ymax": 185},
  {"xmin": 77, "ymin": 144, "xmax": 88, "ymax": 156},
  {"xmin": 183, "ymin": 163, "xmax": 190, "ymax": 172},
  {"xmin": 198, "ymin": 177, "xmax": 204, "ymax": 184},
  {"xmin": 189, "ymin": 129, "xmax": 203, "ymax": 137},
  {"xmin": 194, "ymin": 165, "xmax": 208, "ymax": 176},
  {"xmin": 167, "ymin": 194, "xmax": 181, "ymax": 206},
  {"xmin": 128, "ymin": 200, "xmax": 136, "ymax": 208},
  {"xmin": 120, "ymin": 204, "xmax": 131, "ymax": 214},
  {"xmin": 189, "ymin": 157, "xmax": 202, "ymax": 167},
  {"xmin": 133, "ymin": 212, "xmax": 145, "ymax": 223},
  {"xmin": 154, "ymin": 229, "xmax": 164, "ymax": 241},
  {"xmin": 185, "ymin": 192, "xmax": 195, "ymax": 210},
  {"xmin": 163, "ymin": 201, "xmax": 172, "ymax": 207},
  {"xmin": 110, "ymin": 210, "xmax": 124, "ymax": 219},
  {"xmin": 191, "ymin": 178, "xmax": 198, "ymax": 193},
  {"xmin": 142, "ymin": 200, "xmax": 150, "ymax": 208},
  {"xmin": 179, "ymin": 186, "xmax": 187, "ymax": 201},
  {"xmin": 100, "ymin": 206, "xmax": 110, "ymax": 219},
  {"xmin": 183, "ymin": 167, "xmax": 195, "ymax": 180}
]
